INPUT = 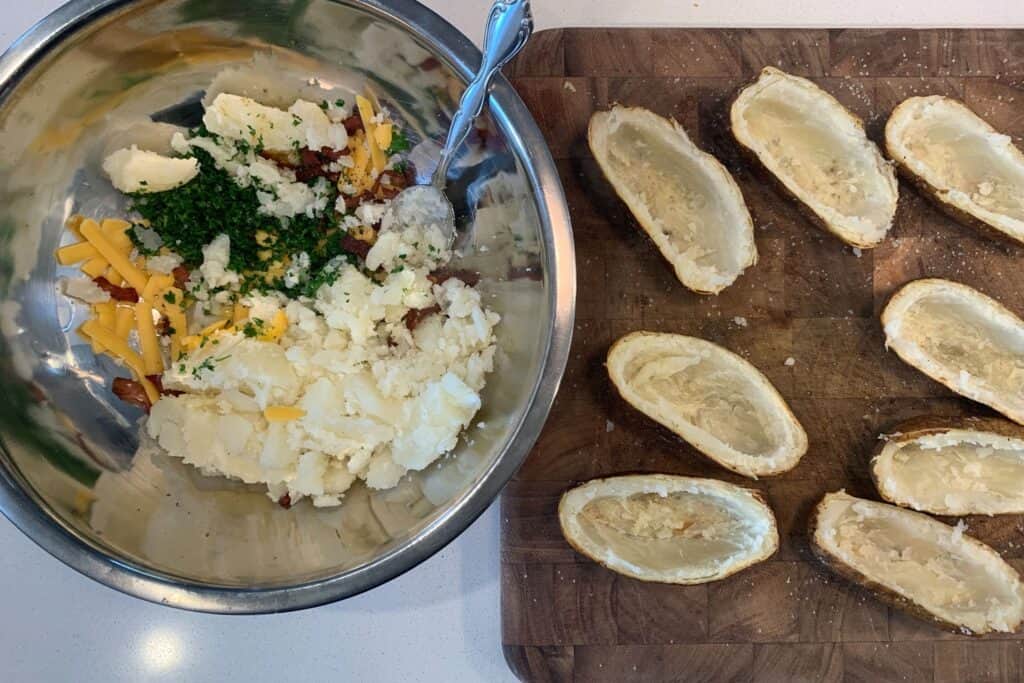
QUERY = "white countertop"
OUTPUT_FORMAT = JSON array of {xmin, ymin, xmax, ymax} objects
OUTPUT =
[{"xmin": 2, "ymin": 2, "xmax": 1023, "ymax": 681}]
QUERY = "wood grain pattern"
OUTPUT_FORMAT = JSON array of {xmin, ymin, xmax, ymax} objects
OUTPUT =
[{"xmin": 502, "ymin": 28, "xmax": 1024, "ymax": 682}]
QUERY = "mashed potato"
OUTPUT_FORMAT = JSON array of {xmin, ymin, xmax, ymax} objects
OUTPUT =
[
  {"xmin": 148, "ymin": 258, "xmax": 499, "ymax": 507},
  {"xmin": 71, "ymin": 82, "xmax": 500, "ymax": 509}
]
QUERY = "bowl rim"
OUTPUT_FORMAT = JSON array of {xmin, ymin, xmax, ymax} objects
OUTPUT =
[{"xmin": 0, "ymin": 0, "xmax": 575, "ymax": 613}]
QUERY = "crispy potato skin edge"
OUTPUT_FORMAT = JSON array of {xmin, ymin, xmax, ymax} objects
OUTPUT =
[
  {"xmin": 728, "ymin": 71, "xmax": 895, "ymax": 250},
  {"xmin": 870, "ymin": 415, "xmax": 1024, "ymax": 512},
  {"xmin": 884, "ymin": 98, "xmax": 1024, "ymax": 248},
  {"xmin": 880, "ymin": 279, "xmax": 1024, "ymax": 426},
  {"xmin": 808, "ymin": 495, "xmax": 1017, "ymax": 636},
  {"xmin": 558, "ymin": 475, "xmax": 779, "ymax": 585},
  {"xmin": 604, "ymin": 331, "xmax": 807, "ymax": 478},
  {"xmin": 586, "ymin": 107, "xmax": 757, "ymax": 295}
]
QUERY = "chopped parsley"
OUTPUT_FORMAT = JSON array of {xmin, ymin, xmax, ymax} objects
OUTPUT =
[
  {"xmin": 163, "ymin": 291, "xmax": 177, "ymax": 304},
  {"xmin": 334, "ymin": 98, "xmax": 345, "ymax": 108},
  {"xmin": 386, "ymin": 129, "xmax": 411, "ymax": 155},
  {"xmin": 302, "ymin": 262, "xmax": 347, "ymax": 297},
  {"xmin": 241, "ymin": 318, "xmax": 266, "ymax": 338},
  {"xmin": 127, "ymin": 115, "xmax": 415, "ymax": 292},
  {"xmin": 191, "ymin": 354, "xmax": 230, "ymax": 379},
  {"xmin": 129, "ymin": 146, "xmax": 341, "ymax": 291}
]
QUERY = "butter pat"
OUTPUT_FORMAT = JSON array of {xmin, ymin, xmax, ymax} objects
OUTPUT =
[{"xmin": 102, "ymin": 145, "xmax": 199, "ymax": 193}]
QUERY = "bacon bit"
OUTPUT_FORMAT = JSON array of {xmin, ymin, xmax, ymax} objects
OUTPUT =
[
  {"xmin": 428, "ymin": 269, "xmax": 481, "ymax": 287},
  {"xmin": 156, "ymin": 316, "xmax": 170, "ymax": 337},
  {"xmin": 278, "ymin": 493, "xmax": 292, "ymax": 509},
  {"xmin": 373, "ymin": 170, "xmax": 409, "ymax": 200},
  {"xmin": 403, "ymin": 304, "xmax": 441, "ymax": 331},
  {"xmin": 112, "ymin": 377, "xmax": 152, "ymax": 412},
  {"xmin": 112, "ymin": 376, "xmax": 182, "ymax": 413},
  {"xmin": 401, "ymin": 161, "xmax": 417, "ymax": 186},
  {"xmin": 342, "ymin": 115, "xmax": 364, "ymax": 135},
  {"xmin": 259, "ymin": 149, "xmax": 296, "ymax": 168},
  {"xmin": 340, "ymin": 234, "xmax": 371, "ymax": 259},
  {"xmin": 171, "ymin": 266, "xmax": 190, "ymax": 290},
  {"xmin": 342, "ymin": 191, "xmax": 374, "ymax": 211},
  {"xmin": 419, "ymin": 56, "xmax": 441, "ymax": 71},
  {"xmin": 298, "ymin": 148, "xmax": 320, "ymax": 167},
  {"xmin": 317, "ymin": 147, "xmax": 346, "ymax": 162},
  {"xmin": 93, "ymin": 276, "xmax": 139, "ymax": 302},
  {"xmin": 294, "ymin": 147, "xmax": 348, "ymax": 184}
]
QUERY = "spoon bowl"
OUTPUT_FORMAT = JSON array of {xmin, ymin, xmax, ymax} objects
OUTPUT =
[{"xmin": 393, "ymin": 0, "xmax": 533, "ymax": 247}]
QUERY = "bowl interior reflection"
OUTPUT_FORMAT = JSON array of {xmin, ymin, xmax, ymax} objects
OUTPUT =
[{"xmin": 0, "ymin": 0, "xmax": 560, "ymax": 603}]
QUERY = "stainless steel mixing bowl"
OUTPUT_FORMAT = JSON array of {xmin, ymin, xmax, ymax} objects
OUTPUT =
[{"xmin": 0, "ymin": 0, "xmax": 574, "ymax": 612}]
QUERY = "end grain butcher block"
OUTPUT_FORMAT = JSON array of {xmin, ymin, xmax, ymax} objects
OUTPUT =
[{"xmin": 501, "ymin": 28, "xmax": 1024, "ymax": 683}]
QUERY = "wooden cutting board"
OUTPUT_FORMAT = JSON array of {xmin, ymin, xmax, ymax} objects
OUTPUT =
[{"xmin": 501, "ymin": 28, "xmax": 1024, "ymax": 683}]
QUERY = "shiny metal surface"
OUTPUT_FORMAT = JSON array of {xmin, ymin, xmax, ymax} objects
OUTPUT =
[
  {"xmin": 0, "ymin": 0, "xmax": 574, "ymax": 613},
  {"xmin": 432, "ymin": 0, "xmax": 532, "ymax": 187},
  {"xmin": 398, "ymin": 0, "xmax": 533, "ymax": 244}
]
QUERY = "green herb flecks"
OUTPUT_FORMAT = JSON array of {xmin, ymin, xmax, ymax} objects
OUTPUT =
[
  {"xmin": 128, "ymin": 147, "xmax": 355, "ymax": 292},
  {"xmin": 386, "ymin": 129, "xmax": 411, "ymax": 155},
  {"xmin": 241, "ymin": 318, "xmax": 266, "ymax": 338},
  {"xmin": 191, "ymin": 354, "xmax": 231, "ymax": 379}
]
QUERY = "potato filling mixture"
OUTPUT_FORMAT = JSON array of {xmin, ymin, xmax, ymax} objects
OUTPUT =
[{"xmin": 56, "ymin": 89, "xmax": 499, "ymax": 507}]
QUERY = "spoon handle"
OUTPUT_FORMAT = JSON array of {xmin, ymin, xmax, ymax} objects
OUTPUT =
[{"xmin": 431, "ymin": 0, "xmax": 533, "ymax": 188}]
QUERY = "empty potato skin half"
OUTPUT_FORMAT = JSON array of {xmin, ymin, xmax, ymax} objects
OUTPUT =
[
  {"xmin": 810, "ymin": 491, "xmax": 1024, "ymax": 634},
  {"xmin": 607, "ymin": 331, "xmax": 808, "ymax": 477},
  {"xmin": 559, "ymin": 474, "xmax": 778, "ymax": 584},
  {"xmin": 730, "ymin": 67, "xmax": 898, "ymax": 249},
  {"xmin": 885, "ymin": 96, "xmax": 1024, "ymax": 246},
  {"xmin": 872, "ymin": 415, "xmax": 1024, "ymax": 516},
  {"xmin": 588, "ymin": 105, "xmax": 757, "ymax": 294},
  {"xmin": 881, "ymin": 278, "xmax": 1024, "ymax": 425}
]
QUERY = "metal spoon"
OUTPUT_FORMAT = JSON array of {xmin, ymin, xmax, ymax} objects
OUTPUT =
[{"xmin": 390, "ymin": 0, "xmax": 533, "ymax": 242}]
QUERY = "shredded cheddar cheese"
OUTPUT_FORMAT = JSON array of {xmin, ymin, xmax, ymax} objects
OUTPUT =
[
  {"xmin": 114, "ymin": 305, "xmax": 135, "ymax": 341},
  {"xmin": 165, "ymin": 307, "xmax": 188, "ymax": 360},
  {"xmin": 95, "ymin": 301, "xmax": 116, "ymax": 330},
  {"xmin": 134, "ymin": 301, "xmax": 164, "ymax": 375},
  {"xmin": 101, "ymin": 218, "xmax": 133, "ymax": 253},
  {"xmin": 80, "ymin": 256, "xmax": 110, "ymax": 278},
  {"xmin": 356, "ymin": 95, "xmax": 387, "ymax": 173},
  {"xmin": 80, "ymin": 219, "xmax": 147, "ymax": 291},
  {"xmin": 199, "ymin": 319, "xmax": 229, "ymax": 336},
  {"xmin": 373, "ymin": 122, "xmax": 393, "ymax": 152},
  {"xmin": 264, "ymin": 406, "xmax": 306, "ymax": 422},
  {"xmin": 56, "ymin": 241, "xmax": 98, "ymax": 265},
  {"xmin": 80, "ymin": 319, "xmax": 159, "ymax": 404},
  {"xmin": 142, "ymin": 273, "xmax": 174, "ymax": 301},
  {"xmin": 260, "ymin": 310, "xmax": 288, "ymax": 342}
]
